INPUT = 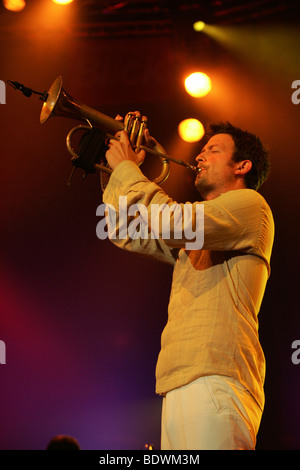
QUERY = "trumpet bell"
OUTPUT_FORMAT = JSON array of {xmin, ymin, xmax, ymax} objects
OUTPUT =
[
  {"xmin": 40, "ymin": 76, "xmax": 124, "ymax": 135},
  {"xmin": 40, "ymin": 76, "xmax": 63, "ymax": 124}
]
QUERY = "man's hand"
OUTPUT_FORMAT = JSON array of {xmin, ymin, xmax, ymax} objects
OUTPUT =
[
  {"xmin": 105, "ymin": 111, "xmax": 147, "ymax": 171},
  {"xmin": 106, "ymin": 130, "xmax": 146, "ymax": 171},
  {"xmin": 105, "ymin": 110, "xmax": 166, "ymax": 171}
]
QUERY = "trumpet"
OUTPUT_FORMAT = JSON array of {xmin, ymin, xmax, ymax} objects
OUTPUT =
[{"xmin": 10, "ymin": 76, "xmax": 200, "ymax": 184}]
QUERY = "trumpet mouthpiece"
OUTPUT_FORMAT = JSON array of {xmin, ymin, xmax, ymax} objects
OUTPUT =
[
  {"xmin": 193, "ymin": 166, "xmax": 202, "ymax": 173},
  {"xmin": 185, "ymin": 163, "xmax": 201, "ymax": 173}
]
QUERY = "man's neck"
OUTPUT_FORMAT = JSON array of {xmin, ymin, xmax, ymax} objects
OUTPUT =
[{"xmin": 203, "ymin": 181, "xmax": 247, "ymax": 201}]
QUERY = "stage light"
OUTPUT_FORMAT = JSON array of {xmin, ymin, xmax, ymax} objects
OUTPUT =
[
  {"xmin": 193, "ymin": 21, "xmax": 206, "ymax": 32},
  {"xmin": 185, "ymin": 72, "xmax": 211, "ymax": 98},
  {"xmin": 52, "ymin": 0, "xmax": 74, "ymax": 4},
  {"xmin": 3, "ymin": 0, "xmax": 26, "ymax": 11},
  {"xmin": 178, "ymin": 119, "xmax": 204, "ymax": 143}
]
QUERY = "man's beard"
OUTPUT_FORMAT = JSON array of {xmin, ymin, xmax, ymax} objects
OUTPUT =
[{"xmin": 195, "ymin": 174, "xmax": 214, "ymax": 199}]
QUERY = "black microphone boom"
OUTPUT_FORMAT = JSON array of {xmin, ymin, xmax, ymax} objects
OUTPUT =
[{"xmin": 7, "ymin": 80, "xmax": 48, "ymax": 101}]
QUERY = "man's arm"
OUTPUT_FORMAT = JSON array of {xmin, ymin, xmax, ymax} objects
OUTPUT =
[
  {"xmin": 102, "ymin": 159, "xmax": 180, "ymax": 265},
  {"xmin": 104, "ymin": 129, "xmax": 274, "ymax": 267}
]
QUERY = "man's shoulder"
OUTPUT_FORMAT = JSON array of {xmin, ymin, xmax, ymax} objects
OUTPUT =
[
  {"xmin": 214, "ymin": 189, "xmax": 274, "ymax": 225},
  {"xmin": 220, "ymin": 188, "xmax": 270, "ymax": 208}
]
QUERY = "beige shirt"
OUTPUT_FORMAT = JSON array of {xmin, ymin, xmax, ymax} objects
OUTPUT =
[{"xmin": 103, "ymin": 161, "xmax": 275, "ymax": 410}]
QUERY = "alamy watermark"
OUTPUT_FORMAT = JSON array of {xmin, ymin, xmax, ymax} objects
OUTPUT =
[
  {"xmin": 0, "ymin": 80, "xmax": 6, "ymax": 104},
  {"xmin": 96, "ymin": 196, "xmax": 204, "ymax": 250},
  {"xmin": 291, "ymin": 80, "xmax": 300, "ymax": 105},
  {"xmin": 0, "ymin": 340, "xmax": 6, "ymax": 364},
  {"xmin": 291, "ymin": 340, "xmax": 300, "ymax": 365}
]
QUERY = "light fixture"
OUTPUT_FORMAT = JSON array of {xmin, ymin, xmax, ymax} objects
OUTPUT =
[
  {"xmin": 178, "ymin": 119, "xmax": 205, "ymax": 143},
  {"xmin": 3, "ymin": 0, "xmax": 26, "ymax": 11},
  {"xmin": 193, "ymin": 21, "xmax": 206, "ymax": 32},
  {"xmin": 52, "ymin": 0, "xmax": 74, "ymax": 5},
  {"xmin": 184, "ymin": 72, "xmax": 211, "ymax": 98}
]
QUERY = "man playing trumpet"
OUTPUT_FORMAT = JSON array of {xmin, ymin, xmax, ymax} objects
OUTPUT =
[{"xmin": 104, "ymin": 112, "xmax": 274, "ymax": 450}]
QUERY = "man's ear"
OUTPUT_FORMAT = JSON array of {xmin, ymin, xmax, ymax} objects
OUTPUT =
[{"xmin": 235, "ymin": 160, "xmax": 252, "ymax": 176}]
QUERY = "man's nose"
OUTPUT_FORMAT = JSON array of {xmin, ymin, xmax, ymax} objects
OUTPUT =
[{"xmin": 196, "ymin": 154, "xmax": 205, "ymax": 163}]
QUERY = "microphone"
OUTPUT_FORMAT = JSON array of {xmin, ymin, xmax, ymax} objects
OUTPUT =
[{"xmin": 7, "ymin": 80, "xmax": 48, "ymax": 101}]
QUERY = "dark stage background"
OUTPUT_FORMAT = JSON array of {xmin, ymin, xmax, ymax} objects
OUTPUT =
[{"xmin": 0, "ymin": 0, "xmax": 300, "ymax": 450}]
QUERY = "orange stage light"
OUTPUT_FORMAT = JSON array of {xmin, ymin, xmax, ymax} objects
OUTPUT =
[
  {"xmin": 185, "ymin": 72, "xmax": 211, "ymax": 98},
  {"xmin": 3, "ymin": 0, "xmax": 26, "ymax": 11},
  {"xmin": 52, "ymin": 0, "xmax": 74, "ymax": 5},
  {"xmin": 178, "ymin": 119, "xmax": 205, "ymax": 143}
]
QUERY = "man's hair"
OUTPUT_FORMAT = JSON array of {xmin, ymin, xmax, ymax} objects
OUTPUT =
[{"xmin": 204, "ymin": 121, "xmax": 271, "ymax": 191}]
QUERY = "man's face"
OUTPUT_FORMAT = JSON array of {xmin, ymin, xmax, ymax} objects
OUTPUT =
[{"xmin": 195, "ymin": 133, "xmax": 239, "ymax": 199}]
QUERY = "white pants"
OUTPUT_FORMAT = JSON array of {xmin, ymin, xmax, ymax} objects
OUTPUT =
[{"xmin": 161, "ymin": 375, "xmax": 262, "ymax": 450}]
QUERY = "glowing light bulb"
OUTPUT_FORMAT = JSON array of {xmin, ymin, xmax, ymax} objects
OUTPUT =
[
  {"xmin": 3, "ymin": 0, "xmax": 26, "ymax": 11},
  {"xmin": 184, "ymin": 72, "xmax": 211, "ymax": 98},
  {"xmin": 178, "ymin": 119, "xmax": 205, "ymax": 143}
]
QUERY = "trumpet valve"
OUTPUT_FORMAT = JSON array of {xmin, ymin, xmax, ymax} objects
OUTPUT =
[
  {"xmin": 130, "ymin": 116, "xmax": 140, "ymax": 145},
  {"xmin": 136, "ymin": 119, "xmax": 147, "ymax": 150},
  {"xmin": 124, "ymin": 112, "xmax": 134, "ymax": 133}
]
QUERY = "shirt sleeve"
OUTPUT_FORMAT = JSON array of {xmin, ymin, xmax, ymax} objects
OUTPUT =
[
  {"xmin": 102, "ymin": 160, "xmax": 274, "ymax": 267},
  {"xmin": 102, "ymin": 161, "xmax": 180, "ymax": 265}
]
